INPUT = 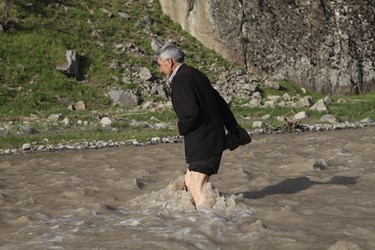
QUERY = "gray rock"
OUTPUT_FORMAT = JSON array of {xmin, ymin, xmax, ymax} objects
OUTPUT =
[
  {"xmin": 313, "ymin": 159, "xmax": 329, "ymax": 171},
  {"xmin": 264, "ymin": 100, "xmax": 275, "ymax": 108},
  {"xmin": 22, "ymin": 143, "xmax": 31, "ymax": 151},
  {"xmin": 100, "ymin": 117, "xmax": 112, "ymax": 127},
  {"xmin": 56, "ymin": 50, "xmax": 81, "ymax": 80},
  {"xmin": 267, "ymin": 95, "xmax": 281, "ymax": 102},
  {"xmin": 151, "ymin": 37, "xmax": 163, "ymax": 51},
  {"xmin": 261, "ymin": 114, "xmax": 271, "ymax": 120},
  {"xmin": 253, "ymin": 121, "xmax": 264, "ymax": 128},
  {"xmin": 20, "ymin": 125, "xmax": 37, "ymax": 134},
  {"xmin": 299, "ymin": 96, "xmax": 314, "ymax": 108},
  {"xmin": 264, "ymin": 80, "xmax": 280, "ymax": 90},
  {"xmin": 48, "ymin": 114, "xmax": 64, "ymax": 122},
  {"xmin": 159, "ymin": 0, "xmax": 375, "ymax": 94},
  {"xmin": 294, "ymin": 111, "xmax": 308, "ymax": 121},
  {"xmin": 320, "ymin": 114, "xmax": 337, "ymax": 124},
  {"xmin": 252, "ymin": 91, "xmax": 262, "ymax": 100},
  {"xmin": 282, "ymin": 93, "xmax": 291, "ymax": 101},
  {"xmin": 249, "ymin": 98, "xmax": 261, "ymax": 107},
  {"xmin": 139, "ymin": 67, "xmax": 153, "ymax": 81},
  {"xmin": 360, "ymin": 117, "xmax": 374, "ymax": 123},
  {"xmin": 240, "ymin": 83, "xmax": 257, "ymax": 92},
  {"xmin": 62, "ymin": 118, "xmax": 71, "ymax": 126},
  {"xmin": 108, "ymin": 90, "xmax": 139, "ymax": 107},
  {"xmin": 310, "ymin": 99, "xmax": 328, "ymax": 111},
  {"xmin": 118, "ymin": 12, "xmax": 130, "ymax": 20},
  {"xmin": 74, "ymin": 101, "xmax": 86, "ymax": 111},
  {"xmin": 141, "ymin": 15, "xmax": 154, "ymax": 25}
]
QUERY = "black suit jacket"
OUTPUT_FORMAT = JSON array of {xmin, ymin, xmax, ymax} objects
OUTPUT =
[{"xmin": 171, "ymin": 64, "xmax": 238, "ymax": 163}]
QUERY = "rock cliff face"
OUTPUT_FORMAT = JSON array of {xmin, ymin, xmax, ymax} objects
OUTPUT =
[{"xmin": 159, "ymin": 0, "xmax": 375, "ymax": 94}]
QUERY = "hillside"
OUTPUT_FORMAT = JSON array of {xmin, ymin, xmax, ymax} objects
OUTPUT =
[
  {"xmin": 0, "ymin": 0, "xmax": 233, "ymax": 117},
  {"xmin": 0, "ymin": 0, "xmax": 375, "ymax": 152}
]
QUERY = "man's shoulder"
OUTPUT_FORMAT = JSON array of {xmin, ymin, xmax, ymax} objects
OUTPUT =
[{"xmin": 175, "ymin": 64, "xmax": 201, "ymax": 77}]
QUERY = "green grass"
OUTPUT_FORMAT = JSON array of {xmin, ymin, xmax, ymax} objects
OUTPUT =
[
  {"xmin": 329, "ymin": 91, "xmax": 375, "ymax": 122},
  {"xmin": 0, "ymin": 0, "xmax": 230, "ymax": 118}
]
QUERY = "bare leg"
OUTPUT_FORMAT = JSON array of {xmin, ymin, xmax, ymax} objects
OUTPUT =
[
  {"xmin": 185, "ymin": 169, "xmax": 209, "ymax": 208},
  {"xmin": 184, "ymin": 169, "xmax": 191, "ymax": 191}
]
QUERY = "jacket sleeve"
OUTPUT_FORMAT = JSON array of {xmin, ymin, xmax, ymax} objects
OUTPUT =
[
  {"xmin": 213, "ymin": 88, "xmax": 238, "ymax": 132},
  {"xmin": 172, "ymin": 78, "xmax": 200, "ymax": 136}
]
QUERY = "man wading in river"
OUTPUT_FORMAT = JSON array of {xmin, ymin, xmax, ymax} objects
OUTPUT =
[{"xmin": 156, "ymin": 44, "xmax": 251, "ymax": 209}]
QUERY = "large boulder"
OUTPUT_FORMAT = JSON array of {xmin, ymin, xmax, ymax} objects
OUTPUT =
[
  {"xmin": 56, "ymin": 50, "xmax": 81, "ymax": 80},
  {"xmin": 159, "ymin": 0, "xmax": 375, "ymax": 95}
]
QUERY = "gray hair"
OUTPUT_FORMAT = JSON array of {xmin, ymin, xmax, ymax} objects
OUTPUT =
[{"xmin": 156, "ymin": 44, "xmax": 185, "ymax": 63}]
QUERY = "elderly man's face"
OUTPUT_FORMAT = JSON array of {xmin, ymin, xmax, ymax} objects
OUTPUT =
[{"xmin": 157, "ymin": 58, "xmax": 174, "ymax": 78}]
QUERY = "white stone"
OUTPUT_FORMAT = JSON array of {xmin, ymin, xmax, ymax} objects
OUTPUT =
[
  {"xmin": 253, "ymin": 121, "xmax": 264, "ymax": 128},
  {"xmin": 63, "ymin": 118, "xmax": 71, "ymax": 125},
  {"xmin": 139, "ymin": 67, "xmax": 153, "ymax": 81},
  {"xmin": 22, "ymin": 143, "xmax": 31, "ymax": 150},
  {"xmin": 294, "ymin": 111, "xmax": 308, "ymax": 121},
  {"xmin": 310, "ymin": 99, "xmax": 328, "ymax": 111},
  {"xmin": 267, "ymin": 95, "xmax": 281, "ymax": 102},
  {"xmin": 100, "ymin": 117, "xmax": 112, "ymax": 127},
  {"xmin": 360, "ymin": 117, "xmax": 374, "ymax": 123},
  {"xmin": 75, "ymin": 101, "xmax": 86, "ymax": 111},
  {"xmin": 264, "ymin": 100, "xmax": 275, "ymax": 108},
  {"xmin": 48, "ymin": 113, "xmax": 63, "ymax": 122},
  {"xmin": 282, "ymin": 93, "xmax": 291, "ymax": 101},
  {"xmin": 262, "ymin": 114, "xmax": 271, "ymax": 120},
  {"xmin": 249, "ymin": 99, "xmax": 261, "ymax": 107},
  {"xmin": 252, "ymin": 91, "xmax": 262, "ymax": 100}
]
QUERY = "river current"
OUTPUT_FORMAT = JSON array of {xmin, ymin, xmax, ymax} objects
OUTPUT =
[{"xmin": 1, "ymin": 128, "xmax": 374, "ymax": 249}]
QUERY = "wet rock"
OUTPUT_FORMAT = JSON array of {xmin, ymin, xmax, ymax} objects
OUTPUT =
[{"xmin": 313, "ymin": 159, "xmax": 329, "ymax": 171}]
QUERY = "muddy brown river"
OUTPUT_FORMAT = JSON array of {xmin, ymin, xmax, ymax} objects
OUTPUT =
[{"xmin": 1, "ymin": 127, "xmax": 374, "ymax": 249}]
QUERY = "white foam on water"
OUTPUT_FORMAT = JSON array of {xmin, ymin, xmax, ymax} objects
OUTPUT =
[{"xmin": 129, "ymin": 175, "xmax": 254, "ymax": 217}]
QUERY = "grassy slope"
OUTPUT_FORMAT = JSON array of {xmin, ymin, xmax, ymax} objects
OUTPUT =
[{"xmin": 0, "ymin": 0, "xmax": 229, "ymax": 117}]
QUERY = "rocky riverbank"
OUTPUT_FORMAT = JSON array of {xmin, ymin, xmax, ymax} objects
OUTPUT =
[{"xmin": 1, "ymin": 120, "xmax": 374, "ymax": 156}]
